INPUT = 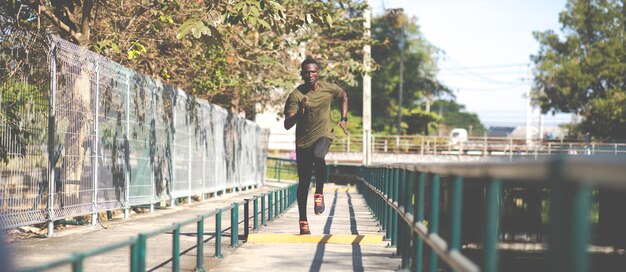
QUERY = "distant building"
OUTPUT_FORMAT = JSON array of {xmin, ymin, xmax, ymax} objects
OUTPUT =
[{"xmin": 487, "ymin": 126, "xmax": 515, "ymax": 137}]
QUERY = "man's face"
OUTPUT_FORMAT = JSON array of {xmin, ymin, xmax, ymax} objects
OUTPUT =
[{"xmin": 301, "ymin": 63, "xmax": 320, "ymax": 86}]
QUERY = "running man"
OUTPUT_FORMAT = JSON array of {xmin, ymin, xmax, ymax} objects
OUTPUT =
[{"xmin": 283, "ymin": 58, "xmax": 349, "ymax": 234}]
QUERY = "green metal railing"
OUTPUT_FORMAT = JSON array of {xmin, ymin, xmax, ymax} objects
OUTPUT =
[
  {"xmin": 345, "ymin": 157, "xmax": 626, "ymax": 272},
  {"xmin": 266, "ymin": 157, "xmax": 298, "ymax": 182},
  {"xmin": 19, "ymin": 183, "xmax": 298, "ymax": 272}
]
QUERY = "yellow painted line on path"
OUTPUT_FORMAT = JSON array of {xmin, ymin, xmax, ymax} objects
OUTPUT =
[{"xmin": 247, "ymin": 234, "xmax": 383, "ymax": 244}]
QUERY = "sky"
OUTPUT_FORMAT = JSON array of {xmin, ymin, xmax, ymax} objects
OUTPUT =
[{"xmin": 370, "ymin": 0, "xmax": 572, "ymax": 129}]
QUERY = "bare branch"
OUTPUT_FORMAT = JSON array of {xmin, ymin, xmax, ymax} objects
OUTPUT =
[{"xmin": 37, "ymin": 5, "xmax": 83, "ymax": 42}]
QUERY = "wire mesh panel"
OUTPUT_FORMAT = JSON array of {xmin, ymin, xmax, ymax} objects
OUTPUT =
[
  {"xmin": 0, "ymin": 29, "xmax": 50, "ymax": 228},
  {"xmin": 152, "ymin": 84, "xmax": 175, "ymax": 203},
  {"xmin": 127, "ymin": 73, "xmax": 156, "ymax": 206},
  {"xmin": 95, "ymin": 58, "xmax": 129, "ymax": 211},
  {"xmin": 51, "ymin": 36, "xmax": 97, "ymax": 219},
  {"xmin": 171, "ymin": 90, "xmax": 191, "ymax": 198},
  {"xmin": 212, "ymin": 107, "xmax": 228, "ymax": 192}
]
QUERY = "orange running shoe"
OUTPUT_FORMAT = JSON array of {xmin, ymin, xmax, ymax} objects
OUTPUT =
[
  {"xmin": 314, "ymin": 194, "xmax": 325, "ymax": 215},
  {"xmin": 299, "ymin": 220, "xmax": 311, "ymax": 235}
]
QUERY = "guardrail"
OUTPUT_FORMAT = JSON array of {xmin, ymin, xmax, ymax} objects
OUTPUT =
[
  {"xmin": 18, "ymin": 183, "xmax": 297, "ymax": 272},
  {"xmin": 266, "ymin": 157, "xmax": 298, "ymax": 182},
  {"xmin": 328, "ymin": 157, "xmax": 626, "ymax": 272}
]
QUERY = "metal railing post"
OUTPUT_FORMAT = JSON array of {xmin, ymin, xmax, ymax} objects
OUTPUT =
[
  {"xmin": 414, "ymin": 172, "xmax": 426, "ymax": 272},
  {"xmin": 47, "ymin": 44, "xmax": 58, "ymax": 237},
  {"xmin": 215, "ymin": 209, "xmax": 223, "ymax": 258},
  {"xmin": 231, "ymin": 203, "xmax": 239, "ymax": 247},
  {"xmin": 124, "ymin": 73, "xmax": 131, "ymax": 219},
  {"xmin": 244, "ymin": 199, "xmax": 250, "ymax": 239},
  {"xmin": 391, "ymin": 168, "xmax": 399, "ymax": 247},
  {"xmin": 253, "ymin": 197, "xmax": 259, "ymax": 230},
  {"xmin": 484, "ymin": 179, "xmax": 502, "ymax": 272},
  {"xmin": 261, "ymin": 194, "xmax": 267, "ymax": 225},
  {"xmin": 92, "ymin": 60, "xmax": 100, "ymax": 226},
  {"xmin": 173, "ymin": 224, "xmax": 181, "ymax": 271},
  {"xmin": 450, "ymin": 176, "xmax": 464, "ymax": 251},
  {"xmin": 195, "ymin": 216, "xmax": 205, "ymax": 271},
  {"xmin": 428, "ymin": 175, "xmax": 440, "ymax": 272}
]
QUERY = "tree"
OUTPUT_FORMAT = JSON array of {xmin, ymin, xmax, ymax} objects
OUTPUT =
[
  {"xmin": 532, "ymin": 0, "xmax": 626, "ymax": 140},
  {"xmin": 362, "ymin": 10, "xmax": 451, "ymax": 135},
  {"xmin": 1, "ymin": 0, "xmax": 371, "ymax": 117},
  {"xmin": 431, "ymin": 100, "xmax": 486, "ymax": 136}
]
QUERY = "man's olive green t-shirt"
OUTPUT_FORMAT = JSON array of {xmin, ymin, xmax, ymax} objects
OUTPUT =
[{"xmin": 284, "ymin": 81, "xmax": 344, "ymax": 148}]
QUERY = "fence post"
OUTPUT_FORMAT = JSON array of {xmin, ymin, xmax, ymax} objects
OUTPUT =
[
  {"xmin": 196, "ymin": 216, "xmax": 205, "ymax": 271},
  {"xmin": 47, "ymin": 44, "xmax": 58, "ymax": 237},
  {"xmin": 170, "ymin": 92, "xmax": 177, "ymax": 208},
  {"xmin": 173, "ymin": 224, "xmax": 181, "ymax": 271},
  {"xmin": 428, "ymin": 175, "xmax": 440, "ymax": 272},
  {"xmin": 244, "ymin": 199, "xmax": 250, "ymax": 239},
  {"xmin": 485, "ymin": 179, "xmax": 502, "ymax": 272},
  {"xmin": 124, "ymin": 73, "xmax": 131, "ymax": 220},
  {"xmin": 92, "ymin": 60, "xmax": 100, "ymax": 226},
  {"xmin": 414, "ymin": 172, "xmax": 426, "ymax": 272},
  {"xmin": 215, "ymin": 209, "xmax": 223, "ymax": 258},
  {"xmin": 231, "ymin": 203, "xmax": 239, "ymax": 247},
  {"xmin": 261, "ymin": 194, "xmax": 267, "ymax": 225},
  {"xmin": 185, "ymin": 104, "xmax": 191, "ymax": 204},
  {"xmin": 149, "ymin": 82, "xmax": 156, "ymax": 214},
  {"xmin": 253, "ymin": 197, "xmax": 259, "ymax": 230}
]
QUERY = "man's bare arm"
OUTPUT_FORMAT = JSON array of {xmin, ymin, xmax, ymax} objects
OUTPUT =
[
  {"xmin": 284, "ymin": 96, "xmax": 308, "ymax": 130},
  {"xmin": 337, "ymin": 91, "xmax": 349, "ymax": 136}
]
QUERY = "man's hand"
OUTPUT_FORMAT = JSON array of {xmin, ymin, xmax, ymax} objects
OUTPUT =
[
  {"xmin": 337, "ymin": 120, "xmax": 349, "ymax": 136},
  {"xmin": 299, "ymin": 96, "xmax": 308, "ymax": 115}
]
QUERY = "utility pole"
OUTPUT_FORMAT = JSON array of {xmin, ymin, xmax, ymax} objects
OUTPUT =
[
  {"xmin": 526, "ymin": 66, "xmax": 532, "ymax": 145},
  {"xmin": 363, "ymin": 0, "xmax": 372, "ymax": 165},
  {"xmin": 396, "ymin": 22, "xmax": 405, "ymax": 135}
]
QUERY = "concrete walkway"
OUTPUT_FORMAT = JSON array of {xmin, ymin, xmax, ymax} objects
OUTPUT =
[
  {"xmin": 10, "ymin": 183, "xmax": 401, "ymax": 271},
  {"xmin": 210, "ymin": 186, "xmax": 401, "ymax": 271}
]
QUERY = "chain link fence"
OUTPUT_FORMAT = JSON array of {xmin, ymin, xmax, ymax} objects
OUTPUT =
[{"xmin": 0, "ymin": 28, "xmax": 269, "ymax": 230}]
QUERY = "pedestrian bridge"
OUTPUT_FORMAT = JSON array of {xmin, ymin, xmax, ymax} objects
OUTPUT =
[{"xmin": 12, "ymin": 157, "xmax": 626, "ymax": 272}]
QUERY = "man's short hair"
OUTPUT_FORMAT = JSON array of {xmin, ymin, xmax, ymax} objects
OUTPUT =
[{"xmin": 301, "ymin": 58, "xmax": 321, "ymax": 71}]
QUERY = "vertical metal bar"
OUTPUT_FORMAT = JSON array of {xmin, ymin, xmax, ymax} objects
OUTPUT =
[
  {"xmin": 92, "ymin": 61, "xmax": 100, "ymax": 225},
  {"xmin": 413, "ymin": 172, "xmax": 428, "ymax": 272},
  {"xmin": 150, "ymin": 83, "xmax": 156, "ymax": 214},
  {"xmin": 392, "ymin": 168, "xmax": 399, "ymax": 247},
  {"xmin": 484, "ymin": 179, "xmax": 502, "ymax": 272},
  {"xmin": 277, "ymin": 160, "xmax": 282, "ymax": 182},
  {"xmin": 428, "ymin": 175, "xmax": 440, "ymax": 272},
  {"xmin": 72, "ymin": 254, "xmax": 84, "ymax": 272},
  {"xmin": 231, "ymin": 203, "xmax": 239, "ymax": 247},
  {"xmin": 405, "ymin": 171, "xmax": 415, "ymax": 271},
  {"xmin": 274, "ymin": 191, "xmax": 279, "ymax": 218},
  {"xmin": 188, "ymin": 108, "xmax": 192, "ymax": 204},
  {"xmin": 124, "ymin": 73, "xmax": 131, "ymax": 220},
  {"xmin": 253, "ymin": 197, "xmax": 259, "ymax": 230},
  {"xmin": 47, "ymin": 45, "xmax": 57, "ymax": 237},
  {"xmin": 572, "ymin": 184, "xmax": 592, "ymax": 272},
  {"xmin": 215, "ymin": 209, "xmax": 223, "ymax": 258},
  {"xmin": 399, "ymin": 169, "xmax": 410, "ymax": 269},
  {"xmin": 137, "ymin": 234, "xmax": 147, "ymax": 272},
  {"xmin": 279, "ymin": 190, "xmax": 283, "ymax": 215},
  {"xmin": 173, "ymin": 224, "xmax": 180, "ymax": 271},
  {"xmin": 450, "ymin": 176, "xmax": 464, "ymax": 251},
  {"xmin": 170, "ymin": 93, "xmax": 176, "ymax": 208},
  {"xmin": 384, "ymin": 168, "xmax": 393, "ymax": 240},
  {"xmin": 273, "ymin": 158, "xmax": 278, "ymax": 179},
  {"xmin": 261, "ymin": 194, "xmax": 266, "ymax": 225},
  {"xmin": 244, "ymin": 199, "xmax": 250, "ymax": 239},
  {"xmin": 196, "ymin": 217, "xmax": 205, "ymax": 271}
]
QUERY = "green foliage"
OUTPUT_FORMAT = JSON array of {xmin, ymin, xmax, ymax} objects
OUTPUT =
[
  {"xmin": 362, "ymin": 10, "xmax": 451, "ymax": 135},
  {"xmin": 330, "ymin": 109, "xmax": 363, "ymax": 138},
  {"xmin": 532, "ymin": 0, "xmax": 626, "ymax": 140},
  {"xmin": 431, "ymin": 100, "xmax": 486, "ymax": 136}
]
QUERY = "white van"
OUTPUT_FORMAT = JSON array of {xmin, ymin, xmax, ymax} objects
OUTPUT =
[{"xmin": 448, "ymin": 128, "xmax": 468, "ymax": 147}]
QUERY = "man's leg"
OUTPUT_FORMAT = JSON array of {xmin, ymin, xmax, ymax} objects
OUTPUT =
[
  {"xmin": 312, "ymin": 137, "xmax": 331, "ymax": 215},
  {"xmin": 312, "ymin": 137, "xmax": 332, "ymax": 194},
  {"xmin": 296, "ymin": 146, "xmax": 313, "ymax": 222}
]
